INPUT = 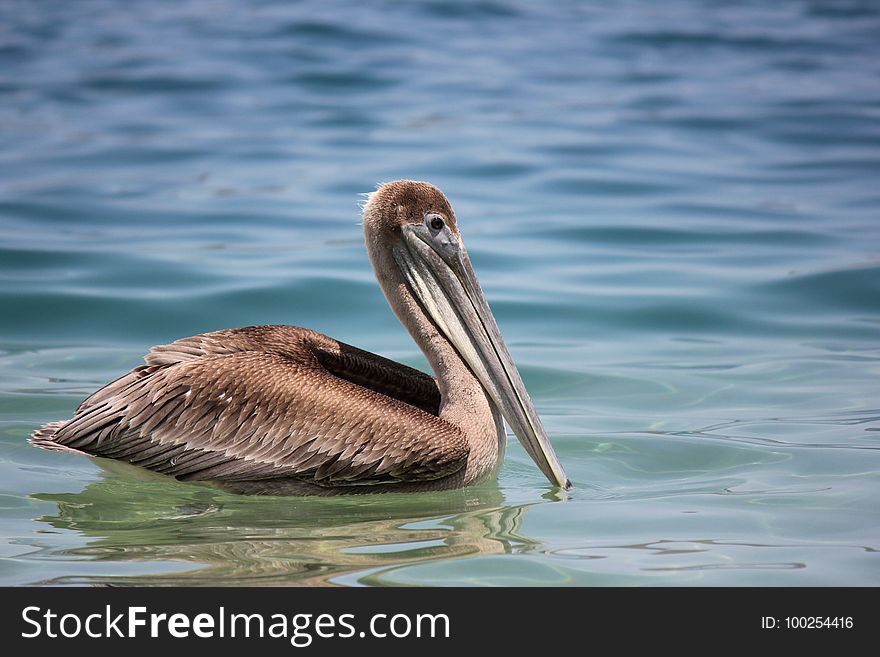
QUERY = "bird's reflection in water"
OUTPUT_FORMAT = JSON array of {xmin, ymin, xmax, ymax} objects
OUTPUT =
[{"xmin": 30, "ymin": 468, "xmax": 541, "ymax": 586}]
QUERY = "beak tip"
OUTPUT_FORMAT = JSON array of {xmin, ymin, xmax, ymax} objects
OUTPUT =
[{"xmin": 563, "ymin": 478, "xmax": 572, "ymax": 490}]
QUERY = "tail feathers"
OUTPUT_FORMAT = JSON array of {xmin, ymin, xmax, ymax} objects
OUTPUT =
[{"xmin": 29, "ymin": 421, "xmax": 93, "ymax": 456}]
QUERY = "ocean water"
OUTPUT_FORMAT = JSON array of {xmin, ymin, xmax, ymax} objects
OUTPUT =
[{"xmin": 1, "ymin": 0, "xmax": 878, "ymax": 586}]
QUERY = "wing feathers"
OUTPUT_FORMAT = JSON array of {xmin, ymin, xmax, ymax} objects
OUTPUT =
[{"xmin": 32, "ymin": 326, "xmax": 467, "ymax": 489}]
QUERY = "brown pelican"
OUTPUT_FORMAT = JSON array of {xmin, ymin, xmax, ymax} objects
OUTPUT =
[{"xmin": 31, "ymin": 180, "xmax": 570, "ymax": 495}]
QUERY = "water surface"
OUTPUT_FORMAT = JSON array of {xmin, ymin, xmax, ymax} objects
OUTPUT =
[{"xmin": 1, "ymin": 0, "xmax": 878, "ymax": 586}]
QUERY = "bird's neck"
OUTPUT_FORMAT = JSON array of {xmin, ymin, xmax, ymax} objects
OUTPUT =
[{"xmin": 368, "ymin": 242, "xmax": 504, "ymax": 482}]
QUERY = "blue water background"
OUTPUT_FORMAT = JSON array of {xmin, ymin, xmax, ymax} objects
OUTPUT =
[{"xmin": 1, "ymin": 0, "xmax": 878, "ymax": 585}]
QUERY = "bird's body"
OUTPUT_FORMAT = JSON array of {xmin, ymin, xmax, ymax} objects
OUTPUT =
[
  {"xmin": 32, "ymin": 181, "xmax": 568, "ymax": 495},
  {"xmin": 33, "ymin": 325, "xmax": 503, "ymax": 495}
]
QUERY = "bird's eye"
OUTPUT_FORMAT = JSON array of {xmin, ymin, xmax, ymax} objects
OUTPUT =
[{"xmin": 428, "ymin": 215, "xmax": 444, "ymax": 231}]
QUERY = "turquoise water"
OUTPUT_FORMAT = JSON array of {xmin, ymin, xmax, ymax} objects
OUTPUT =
[{"xmin": 1, "ymin": 0, "xmax": 879, "ymax": 586}]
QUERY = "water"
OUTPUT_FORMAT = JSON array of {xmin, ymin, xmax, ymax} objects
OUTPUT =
[{"xmin": 1, "ymin": 0, "xmax": 878, "ymax": 586}]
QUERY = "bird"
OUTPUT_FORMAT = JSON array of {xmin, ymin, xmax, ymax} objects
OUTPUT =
[{"xmin": 30, "ymin": 180, "xmax": 570, "ymax": 496}]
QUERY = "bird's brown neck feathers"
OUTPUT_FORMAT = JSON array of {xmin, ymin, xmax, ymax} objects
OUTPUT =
[{"xmin": 363, "ymin": 183, "xmax": 504, "ymax": 482}]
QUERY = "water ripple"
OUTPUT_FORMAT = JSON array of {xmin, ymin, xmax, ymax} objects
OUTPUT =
[{"xmin": 0, "ymin": 0, "xmax": 878, "ymax": 586}]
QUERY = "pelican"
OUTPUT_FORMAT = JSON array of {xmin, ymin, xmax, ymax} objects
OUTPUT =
[{"xmin": 31, "ymin": 180, "xmax": 570, "ymax": 495}]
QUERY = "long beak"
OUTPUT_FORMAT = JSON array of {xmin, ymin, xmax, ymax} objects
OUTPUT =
[{"xmin": 394, "ymin": 223, "xmax": 571, "ymax": 489}]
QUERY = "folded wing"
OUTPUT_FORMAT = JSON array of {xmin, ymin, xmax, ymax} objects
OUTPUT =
[{"xmin": 31, "ymin": 326, "xmax": 466, "ymax": 487}]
